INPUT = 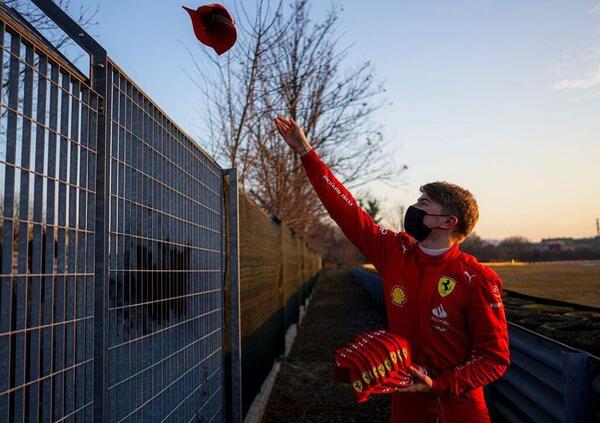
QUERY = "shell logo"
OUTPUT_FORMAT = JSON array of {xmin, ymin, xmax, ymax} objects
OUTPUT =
[{"xmin": 391, "ymin": 285, "xmax": 407, "ymax": 306}]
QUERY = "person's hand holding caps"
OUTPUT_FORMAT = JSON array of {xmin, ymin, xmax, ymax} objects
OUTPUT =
[
  {"xmin": 394, "ymin": 365, "xmax": 433, "ymax": 393},
  {"xmin": 274, "ymin": 116, "xmax": 312, "ymax": 156}
]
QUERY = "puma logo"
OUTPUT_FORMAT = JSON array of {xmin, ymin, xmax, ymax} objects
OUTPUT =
[{"xmin": 464, "ymin": 271, "xmax": 476, "ymax": 283}]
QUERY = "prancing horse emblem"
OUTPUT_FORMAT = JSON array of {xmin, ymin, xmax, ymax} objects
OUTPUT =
[
  {"xmin": 353, "ymin": 380, "xmax": 363, "ymax": 392},
  {"xmin": 438, "ymin": 277, "xmax": 457, "ymax": 297}
]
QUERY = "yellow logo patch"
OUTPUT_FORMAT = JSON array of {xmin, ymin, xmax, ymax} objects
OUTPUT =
[
  {"xmin": 390, "ymin": 351, "xmax": 398, "ymax": 364},
  {"xmin": 361, "ymin": 371, "xmax": 371, "ymax": 385},
  {"xmin": 438, "ymin": 277, "xmax": 456, "ymax": 297},
  {"xmin": 391, "ymin": 285, "xmax": 407, "ymax": 306},
  {"xmin": 352, "ymin": 380, "xmax": 363, "ymax": 392}
]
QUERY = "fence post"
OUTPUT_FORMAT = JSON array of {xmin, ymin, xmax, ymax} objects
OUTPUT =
[
  {"xmin": 223, "ymin": 168, "xmax": 242, "ymax": 423},
  {"xmin": 90, "ymin": 49, "xmax": 109, "ymax": 423},
  {"xmin": 28, "ymin": 2, "xmax": 110, "ymax": 422},
  {"xmin": 562, "ymin": 351, "xmax": 591, "ymax": 423}
]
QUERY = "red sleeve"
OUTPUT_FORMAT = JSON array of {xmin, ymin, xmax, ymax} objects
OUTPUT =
[
  {"xmin": 300, "ymin": 148, "xmax": 401, "ymax": 273},
  {"xmin": 431, "ymin": 275, "xmax": 510, "ymax": 396}
]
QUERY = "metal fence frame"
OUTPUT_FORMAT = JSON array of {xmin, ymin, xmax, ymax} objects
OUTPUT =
[
  {"xmin": 0, "ymin": 2, "xmax": 321, "ymax": 421},
  {"xmin": 1, "ymin": 1, "xmax": 243, "ymax": 421},
  {"xmin": 223, "ymin": 168, "xmax": 241, "ymax": 423},
  {"xmin": 351, "ymin": 266, "xmax": 600, "ymax": 423},
  {"xmin": 0, "ymin": 3, "xmax": 100, "ymax": 420}
]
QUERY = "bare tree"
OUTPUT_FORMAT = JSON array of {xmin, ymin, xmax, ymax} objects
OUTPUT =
[
  {"xmin": 382, "ymin": 202, "xmax": 406, "ymax": 232},
  {"xmin": 188, "ymin": 0, "xmax": 406, "ymax": 236},
  {"xmin": 357, "ymin": 193, "xmax": 384, "ymax": 224},
  {"xmin": 305, "ymin": 219, "xmax": 366, "ymax": 267},
  {"xmin": 4, "ymin": 0, "xmax": 98, "ymax": 63},
  {"xmin": 184, "ymin": 0, "xmax": 288, "ymax": 183},
  {"xmin": 0, "ymin": 1, "xmax": 98, "ymax": 128}
]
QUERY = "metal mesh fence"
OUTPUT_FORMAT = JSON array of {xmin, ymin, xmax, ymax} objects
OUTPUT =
[
  {"xmin": 103, "ymin": 61, "xmax": 225, "ymax": 423},
  {"xmin": 0, "ymin": 2, "xmax": 322, "ymax": 422},
  {"xmin": 0, "ymin": 16, "xmax": 97, "ymax": 422}
]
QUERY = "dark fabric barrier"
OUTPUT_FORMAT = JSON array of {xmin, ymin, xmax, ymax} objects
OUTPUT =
[{"xmin": 237, "ymin": 191, "xmax": 321, "ymax": 418}]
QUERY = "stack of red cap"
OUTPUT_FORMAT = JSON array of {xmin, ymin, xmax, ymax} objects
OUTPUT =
[{"xmin": 333, "ymin": 329, "xmax": 427, "ymax": 403}]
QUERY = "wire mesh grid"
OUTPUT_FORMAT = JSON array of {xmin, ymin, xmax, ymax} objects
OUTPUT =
[
  {"xmin": 0, "ymin": 7, "xmax": 228, "ymax": 422},
  {"xmin": 104, "ymin": 60, "xmax": 225, "ymax": 423},
  {"xmin": 0, "ymin": 19, "xmax": 97, "ymax": 422}
]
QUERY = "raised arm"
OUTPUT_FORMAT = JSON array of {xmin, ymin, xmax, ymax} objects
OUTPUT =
[{"xmin": 274, "ymin": 116, "xmax": 402, "ymax": 272}]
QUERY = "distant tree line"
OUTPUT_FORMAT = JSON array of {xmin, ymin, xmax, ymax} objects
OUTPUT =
[
  {"xmin": 310, "ymin": 194, "xmax": 600, "ymax": 266},
  {"xmin": 461, "ymin": 234, "xmax": 600, "ymax": 262}
]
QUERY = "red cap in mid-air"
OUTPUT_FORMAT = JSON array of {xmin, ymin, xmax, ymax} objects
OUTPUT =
[{"xmin": 183, "ymin": 3, "xmax": 237, "ymax": 55}]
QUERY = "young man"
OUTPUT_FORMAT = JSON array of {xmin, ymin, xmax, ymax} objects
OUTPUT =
[{"xmin": 274, "ymin": 116, "xmax": 510, "ymax": 423}]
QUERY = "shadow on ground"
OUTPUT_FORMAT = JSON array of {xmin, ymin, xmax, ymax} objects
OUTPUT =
[{"xmin": 262, "ymin": 269, "xmax": 391, "ymax": 423}]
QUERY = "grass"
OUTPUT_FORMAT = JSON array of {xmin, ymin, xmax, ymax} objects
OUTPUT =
[
  {"xmin": 488, "ymin": 261, "xmax": 600, "ymax": 309},
  {"xmin": 361, "ymin": 261, "xmax": 600, "ymax": 309}
]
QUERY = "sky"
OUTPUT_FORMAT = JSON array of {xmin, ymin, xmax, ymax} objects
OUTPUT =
[{"xmin": 35, "ymin": 0, "xmax": 600, "ymax": 242}]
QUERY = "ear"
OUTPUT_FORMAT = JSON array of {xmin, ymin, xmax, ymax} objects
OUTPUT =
[{"xmin": 441, "ymin": 215, "xmax": 458, "ymax": 230}]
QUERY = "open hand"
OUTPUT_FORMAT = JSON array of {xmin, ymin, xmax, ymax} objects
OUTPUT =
[
  {"xmin": 274, "ymin": 116, "xmax": 311, "ymax": 154},
  {"xmin": 395, "ymin": 365, "xmax": 433, "ymax": 393}
]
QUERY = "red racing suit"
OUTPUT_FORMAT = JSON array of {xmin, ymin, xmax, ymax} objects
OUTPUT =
[{"xmin": 300, "ymin": 148, "xmax": 510, "ymax": 423}]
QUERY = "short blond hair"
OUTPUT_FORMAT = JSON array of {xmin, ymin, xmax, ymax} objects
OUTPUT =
[{"xmin": 420, "ymin": 181, "xmax": 479, "ymax": 241}]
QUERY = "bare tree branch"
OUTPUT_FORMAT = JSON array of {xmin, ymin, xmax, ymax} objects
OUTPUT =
[{"xmin": 187, "ymin": 0, "xmax": 407, "ymax": 240}]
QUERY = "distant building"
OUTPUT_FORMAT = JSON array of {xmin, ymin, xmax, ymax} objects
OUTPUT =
[
  {"xmin": 540, "ymin": 238, "xmax": 575, "ymax": 252},
  {"xmin": 539, "ymin": 236, "xmax": 600, "ymax": 252}
]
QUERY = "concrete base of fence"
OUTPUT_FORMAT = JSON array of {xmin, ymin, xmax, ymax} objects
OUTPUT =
[
  {"xmin": 243, "ymin": 360, "xmax": 281, "ymax": 423},
  {"xmin": 298, "ymin": 293, "xmax": 313, "ymax": 326},
  {"xmin": 243, "ymin": 292, "xmax": 314, "ymax": 423},
  {"xmin": 284, "ymin": 325, "xmax": 298, "ymax": 359}
]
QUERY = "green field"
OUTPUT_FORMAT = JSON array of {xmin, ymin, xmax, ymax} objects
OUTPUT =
[{"xmin": 488, "ymin": 261, "xmax": 600, "ymax": 309}]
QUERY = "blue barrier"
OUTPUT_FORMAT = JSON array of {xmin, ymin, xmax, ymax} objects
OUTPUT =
[{"xmin": 351, "ymin": 266, "xmax": 600, "ymax": 423}]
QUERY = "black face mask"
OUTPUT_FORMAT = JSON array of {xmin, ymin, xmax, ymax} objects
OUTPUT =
[{"xmin": 403, "ymin": 205, "xmax": 451, "ymax": 242}]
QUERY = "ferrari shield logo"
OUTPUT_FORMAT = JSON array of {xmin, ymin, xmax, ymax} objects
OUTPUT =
[
  {"xmin": 352, "ymin": 380, "xmax": 363, "ymax": 392},
  {"xmin": 361, "ymin": 371, "xmax": 371, "ymax": 385},
  {"xmin": 399, "ymin": 347, "xmax": 408, "ymax": 361},
  {"xmin": 438, "ymin": 276, "xmax": 456, "ymax": 297}
]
